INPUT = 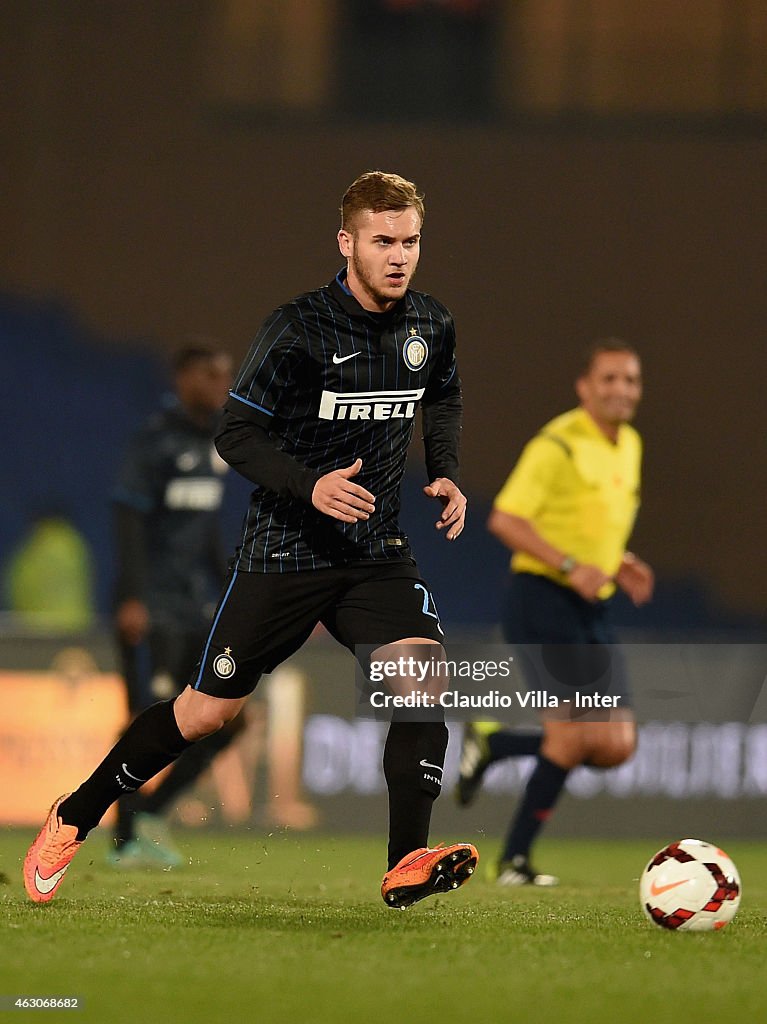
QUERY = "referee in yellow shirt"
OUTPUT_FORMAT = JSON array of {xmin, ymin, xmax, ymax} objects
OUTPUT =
[{"xmin": 457, "ymin": 340, "xmax": 654, "ymax": 885}]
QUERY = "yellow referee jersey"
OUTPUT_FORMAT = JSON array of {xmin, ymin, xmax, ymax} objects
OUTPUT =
[{"xmin": 493, "ymin": 408, "xmax": 642, "ymax": 598}]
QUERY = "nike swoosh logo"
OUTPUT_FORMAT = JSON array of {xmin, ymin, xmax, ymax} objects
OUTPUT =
[
  {"xmin": 419, "ymin": 759, "xmax": 443, "ymax": 773},
  {"xmin": 121, "ymin": 763, "xmax": 148, "ymax": 783},
  {"xmin": 35, "ymin": 866, "xmax": 68, "ymax": 895},
  {"xmin": 650, "ymin": 878, "xmax": 690, "ymax": 896},
  {"xmin": 332, "ymin": 352, "xmax": 360, "ymax": 364}
]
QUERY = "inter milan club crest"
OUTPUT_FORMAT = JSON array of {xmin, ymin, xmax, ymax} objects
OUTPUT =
[
  {"xmin": 403, "ymin": 328, "xmax": 428, "ymax": 371},
  {"xmin": 213, "ymin": 646, "xmax": 236, "ymax": 679}
]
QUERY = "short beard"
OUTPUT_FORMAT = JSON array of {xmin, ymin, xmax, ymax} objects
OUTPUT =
[{"xmin": 350, "ymin": 246, "xmax": 413, "ymax": 309}]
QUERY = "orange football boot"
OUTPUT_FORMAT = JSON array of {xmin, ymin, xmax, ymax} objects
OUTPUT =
[
  {"xmin": 381, "ymin": 842, "xmax": 479, "ymax": 909},
  {"xmin": 23, "ymin": 795, "xmax": 83, "ymax": 903}
]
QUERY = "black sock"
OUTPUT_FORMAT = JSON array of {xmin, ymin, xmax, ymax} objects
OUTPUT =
[
  {"xmin": 141, "ymin": 717, "xmax": 242, "ymax": 815},
  {"xmin": 384, "ymin": 716, "xmax": 448, "ymax": 870},
  {"xmin": 60, "ymin": 700, "xmax": 192, "ymax": 840},
  {"xmin": 501, "ymin": 754, "xmax": 569, "ymax": 863},
  {"xmin": 488, "ymin": 728, "xmax": 542, "ymax": 763}
]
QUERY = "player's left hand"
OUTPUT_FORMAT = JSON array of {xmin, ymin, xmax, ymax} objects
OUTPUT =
[
  {"xmin": 615, "ymin": 552, "xmax": 655, "ymax": 606},
  {"xmin": 423, "ymin": 477, "xmax": 466, "ymax": 541}
]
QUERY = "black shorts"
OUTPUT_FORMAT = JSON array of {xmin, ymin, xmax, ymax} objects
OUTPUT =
[
  {"xmin": 503, "ymin": 572, "xmax": 632, "ymax": 711},
  {"xmin": 189, "ymin": 560, "xmax": 445, "ymax": 698}
]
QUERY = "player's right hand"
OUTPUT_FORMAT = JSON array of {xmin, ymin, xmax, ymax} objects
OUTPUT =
[
  {"xmin": 567, "ymin": 563, "xmax": 611, "ymax": 602},
  {"xmin": 116, "ymin": 598, "xmax": 150, "ymax": 645},
  {"xmin": 312, "ymin": 458, "xmax": 376, "ymax": 523}
]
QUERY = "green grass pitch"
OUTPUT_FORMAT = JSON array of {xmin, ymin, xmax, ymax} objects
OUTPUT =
[{"xmin": 2, "ymin": 831, "xmax": 765, "ymax": 1023}]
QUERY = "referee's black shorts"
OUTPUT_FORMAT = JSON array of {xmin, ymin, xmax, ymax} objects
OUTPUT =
[
  {"xmin": 503, "ymin": 571, "xmax": 632, "ymax": 712},
  {"xmin": 189, "ymin": 559, "xmax": 445, "ymax": 699}
]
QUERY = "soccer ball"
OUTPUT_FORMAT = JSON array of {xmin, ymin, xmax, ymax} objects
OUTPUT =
[{"xmin": 639, "ymin": 839, "xmax": 741, "ymax": 931}]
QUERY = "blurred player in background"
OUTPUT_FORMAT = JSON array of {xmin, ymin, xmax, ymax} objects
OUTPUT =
[
  {"xmin": 25, "ymin": 171, "xmax": 478, "ymax": 909},
  {"xmin": 109, "ymin": 343, "xmax": 245, "ymax": 867},
  {"xmin": 457, "ymin": 341, "xmax": 653, "ymax": 885}
]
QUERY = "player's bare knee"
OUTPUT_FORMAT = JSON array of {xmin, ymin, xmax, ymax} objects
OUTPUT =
[
  {"xmin": 541, "ymin": 728, "xmax": 589, "ymax": 769},
  {"xmin": 586, "ymin": 730, "xmax": 636, "ymax": 768},
  {"xmin": 614, "ymin": 731, "xmax": 637, "ymax": 764},
  {"xmin": 612, "ymin": 722, "xmax": 637, "ymax": 763},
  {"xmin": 189, "ymin": 710, "xmax": 228, "ymax": 740},
  {"xmin": 174, "ymin": 688, "xmax": 244, "ymax": 741},
  {"xmin": 371, "ymin": 637, "xmax": 447, "ymax": 704}
]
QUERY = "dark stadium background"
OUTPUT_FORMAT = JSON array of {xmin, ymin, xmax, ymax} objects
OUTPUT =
[
  {"xmin": 1, "ymin": 3, "xmax": 765, "ymax": 836},
  {"xmin": 2, "ymin": 2, "xmax": 766, "ymax": 628}
]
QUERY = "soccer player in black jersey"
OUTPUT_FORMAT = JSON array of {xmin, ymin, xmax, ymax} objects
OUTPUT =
[
  {"xmin": 24, "ymin": 171, "xmax": 478, "ymax": 909},
  {"xmin": 109, "ymin": 344, "xmax": 247, "ymax": 868}
]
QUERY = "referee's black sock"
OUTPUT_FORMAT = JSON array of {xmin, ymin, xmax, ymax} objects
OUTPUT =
[
  {"xmin": 488, "ymin": 727, "xmax": 543, "ymax": 763},
  {"xmin": 384, "ymin": 715, "xmax": 448, "ymax": 870},
  {"xmin": 59, "ymin": 700, "xmax": 192, "ymax": 840},
  {"xmin": 500, "ymin": 754, "xmax": 569, "ymax": 863}
]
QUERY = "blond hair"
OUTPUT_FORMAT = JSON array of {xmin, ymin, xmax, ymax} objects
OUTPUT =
[{"xmin": 340, "ymin": 171, "xmax": 425, "ymax": 232}]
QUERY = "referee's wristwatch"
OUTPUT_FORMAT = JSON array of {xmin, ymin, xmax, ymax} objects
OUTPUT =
[{"xmin": 559, "ymin": 555, "xmax": 578, "ymax": 575}]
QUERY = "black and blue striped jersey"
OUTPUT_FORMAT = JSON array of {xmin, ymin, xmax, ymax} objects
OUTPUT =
[
  {"xmin": 224, "ymin": 271, "xmax": 462, "ymax": 572},
  {"xmin": 112, "ymin": 401, "xmax": 228, "ymax": 621}
]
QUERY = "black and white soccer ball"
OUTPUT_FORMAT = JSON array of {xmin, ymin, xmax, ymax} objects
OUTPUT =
[{"xmin": 639, "ymin": 839, "xmax": 741, "ymax": 931}]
